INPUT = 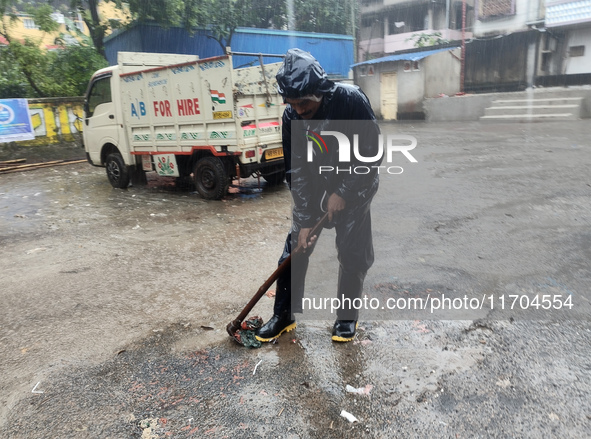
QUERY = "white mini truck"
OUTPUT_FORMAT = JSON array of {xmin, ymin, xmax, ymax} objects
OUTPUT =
[{"xmin": 83, "ymin": 52, "xmax": 286, "ymax": 199}]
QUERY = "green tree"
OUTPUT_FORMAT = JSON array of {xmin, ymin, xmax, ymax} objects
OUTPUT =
[
  {"xmin": 200, "ymin": 0, "xmax": 353, "ymax": 50},
  {"xmin": 123, "ymin": 0, "xmax": 355, "ymax": 53},
  {"xmin": 0, "ymin": 1, "xmax": 128, "ymax": 60},
  {"xmin": 69, "ymin": 0, "xmax": 129, "ymax": 59},
  {"xmin": 0, "ymin": 40, "xmax": 107, "ymax": 98},
  {"xmin": 293, "ymin": 0, "xmax": 353, "ymax": 35},
  {"xmin": 0, "ymin": 0, "xmax": 107, "ymax": 98},
  {"xmin": 204, "ymin": 0, "xmax": 249, "ymax": 53},
  {"xmin": 123, "ymin": 0, "xmax": 212, "ymax": 31},
  {"xmin": 48, "ymin": 43, "xmax": 108, "ymax": 95},
  {"xmin": 124, "ymin": 0, "xmax": 285, "ymax": 54},
  {"xmin": 406, "ymin": 32, "xmax": 450, "ymax": 48},
  {"xmin": 247, "ymin": 0, "xmax": 286, "ymax": 29},
  {"xmin": 0, "ymin": 54, "xmax": 28, "ymax": 98},
  {"xmin": 71, "ymin": 0, "xmax": 353, "ymax": 56},
  {"xmin": 1, "ymin": 1, "xmax": 59, "ymax": 96}
]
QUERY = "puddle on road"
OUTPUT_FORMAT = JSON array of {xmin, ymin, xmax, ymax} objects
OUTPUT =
[{"xmin": 1, "ymin": 166, "xmax": 290, "ymax": 241}]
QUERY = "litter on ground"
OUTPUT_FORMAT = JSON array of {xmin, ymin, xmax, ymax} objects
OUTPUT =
[
  {"xmin": 345, "ymin": 384, "xmax": 373, "ymax": 395},
  {"xmin": 231, "ymin": 316, "xmax": 263, "ymax": 348},
  {"xmin": 340, "ymin": 410, "xmax": 359, "ymax": 423}
]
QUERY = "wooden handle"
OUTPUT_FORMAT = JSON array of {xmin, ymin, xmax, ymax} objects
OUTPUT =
[{"xmin": 227, "ymin": 212, "xmax": 329, "ymax": 335}]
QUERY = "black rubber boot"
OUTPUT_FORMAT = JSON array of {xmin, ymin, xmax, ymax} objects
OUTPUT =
[
  {"xmin": 255, "ymin": 313, "xmax": 296, "ymax": 342},
  {"xmin": 331, "ymin": 320, "xmax": 358, "ymax": 342}
]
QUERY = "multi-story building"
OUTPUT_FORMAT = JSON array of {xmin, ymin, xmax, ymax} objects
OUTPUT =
[
  {"xmin": 356, "ymin": 0, "xmax": 476, "ymax": 119},
  {"xmin": 358, "ymin": 0, "xmax": 474, "ymax": 61},
  {"xmin": 465, "ymin": 0, "xmax": 546, "ymax": 91},
  {"xmin": 541, "ymin": 0, "xmax": 591, "ymax": 84},
  {"xmin": 358, "ymin": 0, "xmax": 591, "ymax": 98},
  {"xmin": 1, "ymin": 11, "xmax": 88, "ymax": 49}
]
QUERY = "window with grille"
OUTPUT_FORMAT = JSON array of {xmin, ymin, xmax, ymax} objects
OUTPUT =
[{"xmin": 478, "ymin": 0, "xmax": 515, "ymax": 19}]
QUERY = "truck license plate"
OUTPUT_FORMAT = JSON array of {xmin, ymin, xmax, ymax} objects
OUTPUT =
[{"xmin": 265, "ymin": 148, "xmax": 283, "ymax": 160}]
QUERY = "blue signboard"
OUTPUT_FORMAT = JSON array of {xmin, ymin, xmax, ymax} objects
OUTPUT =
[{"xmin": 0, "ymin": 99, "xmax": 35, "ymax": 142}]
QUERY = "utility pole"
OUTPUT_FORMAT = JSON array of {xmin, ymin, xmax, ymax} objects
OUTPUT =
[
  {"xmin": 351, "ymin": 0, "xmax": 357, "ymax": 63},
  {"xmin": 461, "ymin": 0, "xmax": 466, "ymax": 92}
]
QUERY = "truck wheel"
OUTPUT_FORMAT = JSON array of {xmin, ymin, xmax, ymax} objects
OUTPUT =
[
  {"xmin": 194, "ymin": 157, "xmax": 228, "ymax": 200},
  {"xmin": 105, "ymin": 153, "xmax": 130, "ymax": 189},
  {"xmin": 262, "ymin": 171, "xmax": 285, "ymax": 186}
]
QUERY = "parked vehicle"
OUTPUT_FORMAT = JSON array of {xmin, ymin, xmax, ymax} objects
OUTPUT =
[{"xmin": 83, "ymin": 52, "xmax": 285, "ymax": 199}]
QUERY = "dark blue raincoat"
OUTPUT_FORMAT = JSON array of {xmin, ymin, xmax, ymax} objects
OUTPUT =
[{"xmin": 273, "ymin": 49, "xmax": 382, "ymax": 320}]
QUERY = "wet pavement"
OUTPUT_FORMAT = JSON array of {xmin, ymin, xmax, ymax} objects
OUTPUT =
[{"xmin": 1, "ymin": 121, "xmax": 590, "ymax": 438}]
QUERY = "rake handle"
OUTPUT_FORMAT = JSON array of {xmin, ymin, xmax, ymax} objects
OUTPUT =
[{"xmin": 226, "ymin": 213, "xmax": 329, "ymax": 336}]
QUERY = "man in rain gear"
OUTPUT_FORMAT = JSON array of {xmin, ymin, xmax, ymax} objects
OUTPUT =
[{"xmin": 255, "ymin": 48, "xmax": 381, "ymax": 342}]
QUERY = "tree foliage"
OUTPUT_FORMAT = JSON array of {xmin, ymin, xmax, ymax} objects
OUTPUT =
[
  {"xmin": 0, "ymin": 41, "xmax": 108, "ymax": 98},
  {"xmin": 406, "ymin": 32, "xmax": 450, "ymax": 48},
  {"xmin": 204, "ymin": 0, "xmax": 249, "ymax": 52},
  {"xmin": 293, "ymin": 0, "xmax": 353, "ymax": 35},
  {"xmin": 122, "ymin": 0, "xmax": 288, "ymax": 54},
  {"xmin": 248, "ymin": 0, "xmax": 286, "ymax": 30},
  {"xmin": 69, "ymin": 0, "xmax": 127, "ymax": 58},
  {"xmin": 120, "ymin": 0, "xmax": 351, "ymax": 53},
  {"xmin": 0, "ymin": 0, "xmax": 355, "ymax": 97},
  {"xmin": 0, "ymin": 0, "xmax": 107, "ymax": 98}
]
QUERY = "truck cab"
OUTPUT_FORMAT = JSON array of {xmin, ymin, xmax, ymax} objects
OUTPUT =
[{"xmin": 84, "ymin": 66, "xmax": 132, "ymax": 187}]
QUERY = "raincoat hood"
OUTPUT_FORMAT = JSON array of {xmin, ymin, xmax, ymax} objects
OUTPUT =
[{"xmin": 276, "ymin": 48, "xmax": 334, "ymax": 99}]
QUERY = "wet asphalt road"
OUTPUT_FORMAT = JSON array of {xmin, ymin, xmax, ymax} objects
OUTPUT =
[{"xmin": 0, "ymin": 121, "xmax": 590, "ymax": 438}]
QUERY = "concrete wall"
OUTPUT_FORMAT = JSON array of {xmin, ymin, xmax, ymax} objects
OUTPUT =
[
  {"xmin": 425, "ymin": 93, "xmax": 497, "ymax": 121},
  {"xmin": 355, "ymin": 60, "xmax": 426, "ymax": 119},
  {"xmin": 355, "ymin": 67, "xmax": 382, "ymax": 118},
  {"xmin": 355, "ymin": 50, "xmax": 461, "ymax": 119},
  {"xmin": 565, "ymin": 27, "xmax": 591, "ymax": 75},
  {"xmin": 425, "ymin": 86, "xmax": 591, "ymax": 121},
  {"xmin": 0, "ymin": 97, "xmax": 84, "ymax": 147},
  {"xmin": 424, "ymin": 48, "xmax": 461, "ymax": 97},
  {"xmin": 398, "ymin": 61, "xmax": 426, "ymax": 116}
]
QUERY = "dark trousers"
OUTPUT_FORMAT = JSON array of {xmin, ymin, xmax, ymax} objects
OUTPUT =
[{"xmin": 273, "ymin": 203, "xmax": 374, "ymax": 320}]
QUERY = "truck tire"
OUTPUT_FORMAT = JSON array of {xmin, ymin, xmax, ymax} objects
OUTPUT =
[
  {"xmin": 194, "ymin": 157, "xmax": 229, "ymax": 200},
  {"xmin": 262, "ymin": 171, "xmax": 286, "ymax": 186},
  {"xmin": 105, "ymin": 153, "xmax": 130, "ymax": 189}
]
